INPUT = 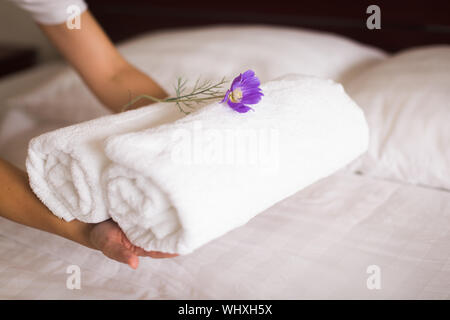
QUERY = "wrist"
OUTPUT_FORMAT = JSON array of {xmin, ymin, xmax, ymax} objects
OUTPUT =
[{"xmin": 63, "ymin": 220, "xmax": 96, "ymax": 250}]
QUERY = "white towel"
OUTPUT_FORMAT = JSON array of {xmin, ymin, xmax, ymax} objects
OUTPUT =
[
  {"xmin": 103, "ymin": 75, "xmax": 369, "ymax": 254},
  {"xmin": 26, "ymin": 104, "xmax": 183, "ymax": 222}
]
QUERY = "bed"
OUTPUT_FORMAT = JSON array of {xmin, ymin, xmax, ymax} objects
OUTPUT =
[
  {"xmin": 0, "ymin": 171, "xmax": 448, "ymax": 299},
  {"xmin": 0, "ymin": 3, "xmax": 449, "ymax": 300}
]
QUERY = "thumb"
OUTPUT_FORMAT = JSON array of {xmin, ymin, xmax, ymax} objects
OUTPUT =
[
  {"xmin": 109, "ymin": 244, "xmax": 139, "ymax": 269},
  {"xmin": 128, "ymin": 255, "xmax": 139, "ymax": 269}
]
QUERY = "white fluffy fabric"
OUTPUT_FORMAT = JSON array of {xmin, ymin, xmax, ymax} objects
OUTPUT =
[
  {"xmin": 26, "ymin": 104, "xmax": 183, "ymax": 222},
  {"xmin": 103, "ymin": 75, "xmax": 369, "ymax": 254},
  {"xmin": 344, "ymin": 46, "xmax": 450, "ymax": 191}
]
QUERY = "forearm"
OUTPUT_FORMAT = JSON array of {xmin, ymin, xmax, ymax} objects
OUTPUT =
[
  {"xmin": 39, "ymin": 10, "xmax": 167, "ymax": 113},
  {"xmin": 98, "ymin": 61, "xmax": 168, "ymax": 112},
  {"xmin": 0, "ymin": 159, "xmax": 95, "ymax": 249}
]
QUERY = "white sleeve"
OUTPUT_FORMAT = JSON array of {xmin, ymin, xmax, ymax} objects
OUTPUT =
[{"xmin": 8, "ymin": 0, "xmax": 88, "ymax": 25}]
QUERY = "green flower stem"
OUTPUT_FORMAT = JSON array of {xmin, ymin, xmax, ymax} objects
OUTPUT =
[
  {"xmin": 122, "ymin": 77, "xmax": 228, "ymax": 113},
  {"xmin": 121, "ymin": 95, "xmax": 164, "ymax": 112},
  {"xmin": 122, "ymin": 93, "xmax": 226, "ymax": 112}
]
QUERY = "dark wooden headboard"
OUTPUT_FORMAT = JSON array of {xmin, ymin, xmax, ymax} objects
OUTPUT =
[{"xmin": 87, "ymin": 0, "xmax": 450, "ymax": 52}]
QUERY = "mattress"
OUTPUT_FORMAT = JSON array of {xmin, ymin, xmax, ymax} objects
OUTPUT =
[{"xmin": 0, "ymin": 171, "xmax": 448, "ymax": 299}]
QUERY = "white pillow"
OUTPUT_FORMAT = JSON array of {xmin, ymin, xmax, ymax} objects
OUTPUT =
[
  {"xmin": 7, "ymin": 25, "xmax": 385, "ymax": 123},
  {"xmin": 344, "ymin": 46, "xmax": 450, "ymax": 190}
]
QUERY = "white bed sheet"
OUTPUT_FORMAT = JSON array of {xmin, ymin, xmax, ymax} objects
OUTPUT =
[
  {"xmin": 0, "ymin": 32, "xmax": 448, "ymax": 300},
  {"xmin": 0, "ymin": 171, "xmax": 449, "ymax": 299},
  {"xmin": 0, "ymin": 62, "xmax": 72, "ymax": 169}
]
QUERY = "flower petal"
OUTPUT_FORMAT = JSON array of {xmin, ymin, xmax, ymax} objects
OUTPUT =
[
  {"xmin": 221, "ymin": 89, "xmax": 231, "ymax": 103},
  {"xmin": 241, "ymin": 70, "xmax": 255, "ymax": 81},
  {"xmin": 230, "ymin": 73, "xmax": 242, "ymax": 91},
  {"xmin": 241, "ymin": 92, "xmax": 263, "ymax": 105},
  {"xmin": 241, "ymin": 86, "xmax": 263, "ymax": 96},
  {"xmin": 241, "ymin": 76, "xmax": 260, "ymax": 89},
  {"xmin": 227, "ymin": 101, "xmax": 253, "ymax": 113},
  {"xmin": 224, "ymin": 70, "xmax": 262, "ymax": 113}
]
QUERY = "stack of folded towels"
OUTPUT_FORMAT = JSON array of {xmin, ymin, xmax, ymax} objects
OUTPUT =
[{"xmin": 26, "ymin": 74, "xmax": 369, "ymax": 254}]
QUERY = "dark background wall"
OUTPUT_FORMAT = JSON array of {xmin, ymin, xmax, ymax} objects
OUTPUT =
[{"xmin": 87, "ymin": 0, "xmax": 450, "ymax": 52}]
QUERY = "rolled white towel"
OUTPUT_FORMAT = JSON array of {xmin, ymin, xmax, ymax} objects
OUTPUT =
[
  {"xmin": 26, "ymin": 104, "xmax": 183, "ymax": 222},
  {"xmin": 104, "ymin": 74, "xmax": 369, "ymax": 254}
]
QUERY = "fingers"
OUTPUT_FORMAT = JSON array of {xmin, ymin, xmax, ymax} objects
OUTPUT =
[
  {"xmin": 146, "ymin": 251, "xmax": 179, "ymax": 259},
  {"xmin": 148, "ymin": 251, "xmax": 178, "ymax": 259},
  {"xmin": 127, "ymin": 255, "xmax": 139, "ymax": 269},
  {"xmin": 91, "ymin": 221, "xmax": 140, "ymax": 269},
  {"xmin": 131, "ymin": 245, "xmax": 174, "ymax": 258},
  {"xmin": 120, "ymin": 251, "xmax": 139, "ymax": 270},
  {"xmin": 133, "ymin": 246, "xmax": 179, "ymax": 259},
  {"xmin": 107, "ymin": 243, "xmax": 140, "ymax": 269},
  {"xmin": 109, "ymin": 245, "xmax": 177, "ymax": 270}
]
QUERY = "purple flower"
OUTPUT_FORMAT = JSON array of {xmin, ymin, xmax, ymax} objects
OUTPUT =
[{"xmin": 221, "ymin": 70, "xmax": 263, "ymax": 113}]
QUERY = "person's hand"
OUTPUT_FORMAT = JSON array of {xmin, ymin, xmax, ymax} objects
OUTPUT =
[
  {"xmin": 89, "ymin": 219, "xmax": 178, "ymax": 269},
  {"xmin": 0, "ymin": 159, "xmax": 177, "ymax": 270}
]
